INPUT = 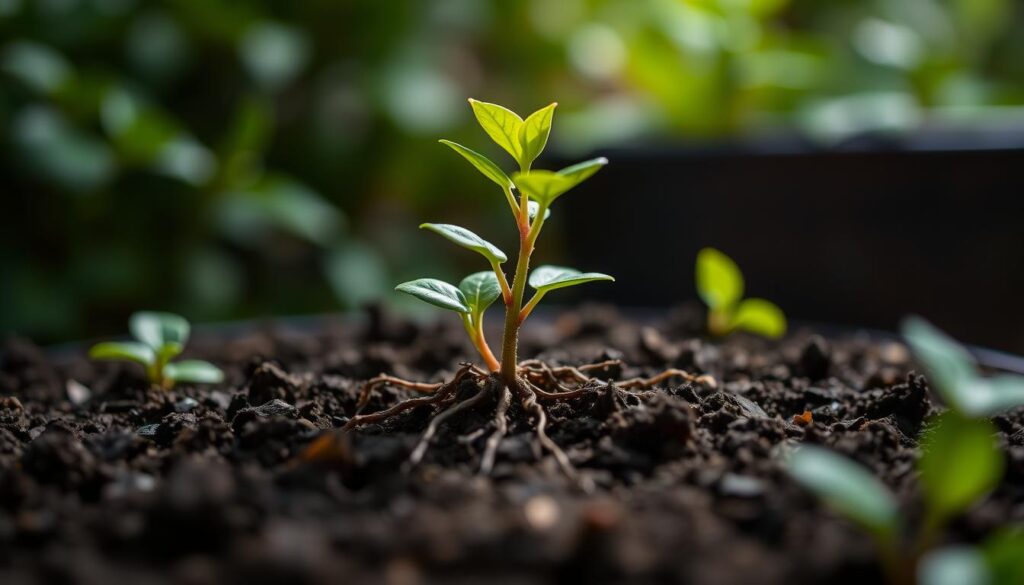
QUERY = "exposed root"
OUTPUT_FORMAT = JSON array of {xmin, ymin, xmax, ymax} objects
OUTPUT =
[{"xmin": 306, "ymin": 358, "xmax": 713, "ymax": 481}]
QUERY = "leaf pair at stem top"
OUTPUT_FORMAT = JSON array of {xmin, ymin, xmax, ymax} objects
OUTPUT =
[{"xmin": 396, "ymin": 99, "xmax": 613, "ymax": 380}]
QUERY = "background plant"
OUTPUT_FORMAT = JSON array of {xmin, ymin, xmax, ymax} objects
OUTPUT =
[
  {"xmin": 786, "ymin": 317, "xmax": 1024, "ymax": 584},
  {"xmin": 696, "ymin": 247, "xmax": 786, "ymax": 338},
  {"xmin": 89, "ymin": 311, "xmax": 223, "ymax": 389}
]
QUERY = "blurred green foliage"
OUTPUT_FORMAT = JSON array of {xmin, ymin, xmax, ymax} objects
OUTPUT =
[{"xmin": 1, "ymin": 0, "xmax": 1022, "ymax": 342}]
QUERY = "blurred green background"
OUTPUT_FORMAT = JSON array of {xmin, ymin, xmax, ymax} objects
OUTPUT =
[{"xmin": 2, "ymin": 0, "xmax": 1022, "ymax": 343}]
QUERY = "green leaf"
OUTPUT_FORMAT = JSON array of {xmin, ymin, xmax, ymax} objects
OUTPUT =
[
  {"xmin": 518, "ymin": 102, "xmax": 556, "ymax": 169},
  {"xmin": 527, "ymin": 200, "xmax": 551, "ymax": 221},
  {"xmin": 395, "ymin": 278, "xmax": 470, "ymax": 313},
  {"xmin": 696, "ymin": 248, "xmax": 744, "ymax": 310},
  {"xmin": 961, "ymin": 375, "xmax": 1024, "ymax": 417},
  {"xmin": 468, "ymin": 99, "xmax": 523, "ymax": 164},
  {"xmin": 459, "ymin": 272, "xmax": 502, "ymax": 316},
  {"xmin": 983, "ymin": 529, "xmax": 1024, "ymax": 585},
  {"xmin": 89, "ymin": 341, "xmax": 155, "ymax": 366},
  {"xmin": 733, "ymin": 298, "xmax": 787, "ymax": 338},
  {"xmin": 420, "ymin": 223, "xmax": 507, "ymax": 264},
  {"xmin": 918, "ymin": 547, "xmax": 990, "ymax": 585},
  {"xmin": 919, "ymin": 412, "xmax": 1003, "ymax": 524},
  {"xmin": 163, "ymin": 360, "xmax": 224, "ymax": 384},
  {"xmin": 512, "ymin": 157, "xmax": 608, "ymax": 207},
  {"xmin": 130, "ymin": 311, "xmax": 190, "ymax": 351},
  {"xmin": 785, "ymin": 445, "xmax": 900, "ymax": 539},
  {"xmin": 528, "ymin": 265, "xmax": 615, "ymax": 294},
  {"xmin": 439, "ymin": 139, "xmax": 512, "ymax": 190},
  {"xmin": 902, "ymin": 317, "xmax": 980, "ymax": 414}
]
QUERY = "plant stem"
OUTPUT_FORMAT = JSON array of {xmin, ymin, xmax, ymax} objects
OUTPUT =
[
  {"xmin": 463, "ymin": 314, "xmax": 500, "ymax": 372},
  {"xmin": 500, "ymin": 202, "xmax": 547, "ymax": 386}
]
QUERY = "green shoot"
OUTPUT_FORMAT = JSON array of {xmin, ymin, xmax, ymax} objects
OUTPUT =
[
  {"xmin": 786, "ymin": 320, "xmax": 1024, "ymax": 583},
  {"xmin": 695, "ymin": 247, "xmax": 786, "ymax": 338},
  {"xmin": 89, "ymin": 311, "xmax": 224, "ymax": 389},
  {"xmin": 397, "ymin": 99, "xmax": 613, "ymax": 381}
]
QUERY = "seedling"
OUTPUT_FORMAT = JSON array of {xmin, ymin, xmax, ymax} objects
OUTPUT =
[
  {"xmin": 89, "ymin": 311, "xmax": 224, "ymax": 389},
  {"xmin": 696, "ymin": 247, "xmax": 786, "ymax": 338},
  {"xmin": 786, "ymin": 318, "xmax": 1024, "ymax": 584},
  {"xmin": 304, "ymin": 99, "xmax": 713, "ymax": 479}
]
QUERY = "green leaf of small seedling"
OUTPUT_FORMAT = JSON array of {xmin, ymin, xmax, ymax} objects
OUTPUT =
[
  {"xmin": 468, "ymin": 99, "xmax": 523, "ymax": 164},
  {"xmin": 439, "ymin": 140, "xmax": 513, "ymax": 190},
  {"xmin": 786, "ymin": 445, "xmax": 900, "ymax": 540},
  {"xmin": 527, "ymin": 200, "xmax": 551, "ymax": 222},
  {"xmin": 89, "ymin": 341, "xmax": 155, "ymax": 366},
  {"xmin": 528, "ymin": 265, "xmax": 615, "ymax": 294},
  {"xmin": 902, "ymin": 317, "xmax": 982, "ymax": 415},
  {"xmin": 459, "ymin": 271, "xmax": 502, "ymax": 316},
  {"xmin": 918, "ymin": 547, "xmax": 990, "ymax": 585},
  {"xmin": 733, "ymin": 298, "xmax": 787, "ymax": 338},
  {"xmin": 130, "ymin": 311, "xmax": 190, "ymax": 351},
  {"xmin": 512, "ymin": 158, "xmax": 608, "ymax": 207},
  {"xmin": 395, "ymin": 278, "xmax": 471, "ymax": 313},
  {"xmin": 518, "ymin": 102, "xmax": 556, "ymax": 169},
  {"xmin": 163, "ymin": 360, "xmax": 224, "ymax": 384},
  {"xmin": 420, "ymin": 223, "xmax": 507, "ymax": 264},
  {"xmin": 960, "ymin": 375, "xmax": 1024, "ymax": 417},
  {"xmin": 919, "ymin": 412, "xmax": 1003, "ymax": 525},
  {"xmin": 696, "ymin": 248, "xmax": 744, "ymax": 311}
]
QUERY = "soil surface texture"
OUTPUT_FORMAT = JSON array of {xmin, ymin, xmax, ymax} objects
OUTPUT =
[{"xmin": 1, "ymin": 304, "xmax": 1023, "ymax": 584}]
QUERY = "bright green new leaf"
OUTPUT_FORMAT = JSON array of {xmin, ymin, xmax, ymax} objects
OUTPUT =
[
  {"xmin": 696, "ymin": 248, "xmax": 744, "ymax": 310},
  {"xmin": 919, "ymin": 412, "xmax": 1003, "ymax": 524},
  {"xmin": 527, "ymin": 200, "xmax": 551, "ymax": 222},
  {"xmin": 130, "ymin": 311, "xmax": 190, "ymax": 351},
  {"xmin": 902, "ymin": 317, "xmax": 981, "ymax": 414},
  {"xmin": 459, "ymin": 271, "xmax": 502, "ymax": 316},
  {"xmin": 557, "ymin": 157, "xmax": 608, "ymax": 184},
  {"xmin": 395, "ymin": 278, "xmax": 470, "ymax": 313},
  {"xmin": 918, "ymin": 547, "xmax": 990, "ymax": 585},
  {"xmin": 786, "ymin": 445, "xmax": 900, "ymax": 539},
  {"xmin": 89, "ymin": 341, "xmax": 155, "ymax": 366},
  {"xmin": 164, "ymin": 360, "xmax": 224, "ymax": 384},
  {"xmin": 528, "ymin": 265, "xmax": 615, "ymax": 294},
  {"xmin": 439, "ymin": 139, "xmax": 512, "ymax": 190},
  {"xmin": 518, "ymin": 103, "xmax": 556, "ymax": 170},
  {"xmin": 733, "ymin": 298, "xmax": 787, "ymax": 338},
  {"xmin": 513, "ymin": 158, "xmax": 608, "ymax": 207},
  {"xmin": 420, "ymin": 223, "xmax": 507, "ymax": 264},
  {"xmin": 468, "ymin": 99, "xmax": 523, "ymax": 164}
]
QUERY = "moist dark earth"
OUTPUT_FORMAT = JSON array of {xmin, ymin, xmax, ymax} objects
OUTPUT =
[{"xmin": 2, "ymin": 305, "xmax": 1023, "ymax": 585}]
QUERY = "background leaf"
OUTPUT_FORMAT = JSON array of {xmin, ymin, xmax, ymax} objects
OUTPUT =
[
  {"xmin": 696, "ymin": 248, "xmax": 744, "ymax": 311},
  {"xmin": 420, "ymin": 223, "xmax": 507, "ymax": 264},
  {"xmin": 129, "ymin": 311, "xmax": 190, "ymax": 351},
  {"xmin": 902, "ymin": 317, "xmax": 981, "ymax": 415},
  {"xmin": 733, "ymin": 298, "xmax": 787, "ymax": 338},
  {"xmin": 395, "ymin": 278, "xmax": 470, "ymax": 313},
  {"xmin": 518, "ymin": 103, "xmax": 556, "ymax": 170},
  {"xmin": 786, "ymin": 445, "xmax": 900, "ymax": 540},
  {"xmin": 439, "ymin": 139, "xmax": 512, "ymax": 189},
  {"xmin": 984, "ymin": 529, "xmax": 1024, "ymax": 585},
  {"xmin": 459, "ymin": 271, "xmax": 501, "ymax": 316},
  {"xmin": 163, "ymin": 360, "xmax": 224, "ymax": 384},
  {"xmin": 88, "ymin": 341, "xmax": 155, "ymax": 365},
  {"xmin": 468, "ymin": 99, "xmax": 523, "ymax": 164},
  {"xmin": 919, "ymin": 412, "xmax": 1003, "ymax": 524},
  {"xmin": 528, "ymin": 265, "xmax": 615, "ymax": 293},
  {"xmin": 918, "ymin": 547, "xmax": 990, "ymax": 585}
]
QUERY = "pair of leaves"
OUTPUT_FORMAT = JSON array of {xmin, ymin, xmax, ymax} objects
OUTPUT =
[
  {"xmin": 696, "ymin": 247, "xmax": 786, "ymax": 339},
  {"xmin": 89, "ymin": 311, "xmax": 223, "ymax": 386},
  {"xmin": 902, "ymin": 317, "xmax": 1024, "ymax": 417},
  {"xmin": 787, "ymin": 413, "xmax": 1003, "ymax": 547},
  {"xmin": 396, "ymin": 272, "xmax": 501, "ymax": 317},
  {"xmin": 468, "ymin": 99, "xmax": 555, "ymax": 172}
]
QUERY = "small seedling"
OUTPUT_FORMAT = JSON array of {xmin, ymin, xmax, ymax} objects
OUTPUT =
[
  {"xmin": 786, "ymin": 318, "xmax": 1024, "ymax": 584},
  {"xmin": 89, "ymin": 311, "xmax": 224, "ymax": 389},
  {"xmin": 304, "ymin": 99, "xmax": 714, "ymax": 480},
  {"xmin": 696, "ymin": 247, "xmax": 786, "ymax": 338}
]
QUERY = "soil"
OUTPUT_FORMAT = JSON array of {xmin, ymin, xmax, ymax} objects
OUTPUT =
[{"xmin": 1, "ymin": 304, "xmax": 1023, "ymax": 585}]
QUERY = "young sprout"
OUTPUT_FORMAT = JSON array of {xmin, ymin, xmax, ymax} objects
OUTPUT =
[
  {"xmin": 89, "ymin": 311, "xmax": 224, "ymax": 389},
  {"xmin": 786, "ymin": 318, "xmax": 1024, "ymax": 584},
  {"xmin": 398, "ymin": 99, "xmax": 613, "ymax": 383},
  {"xmin": 695, "ymin": 247, "xmax": 786, "ymax": 338}
]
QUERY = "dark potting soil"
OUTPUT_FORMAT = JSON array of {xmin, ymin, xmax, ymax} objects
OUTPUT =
[{"xmin": 1, "ymin": 304, "xmax": 1023, "ymax": 585}]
